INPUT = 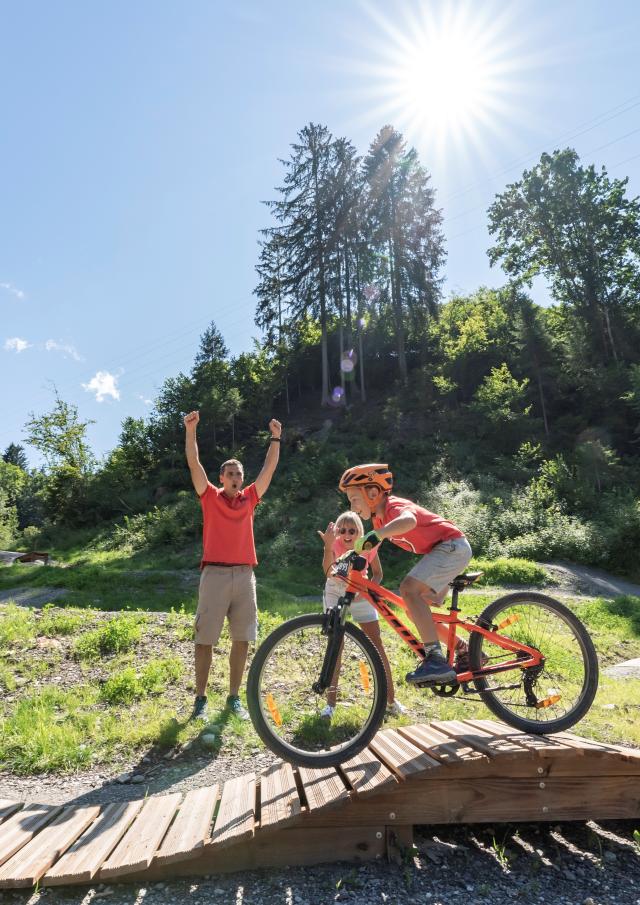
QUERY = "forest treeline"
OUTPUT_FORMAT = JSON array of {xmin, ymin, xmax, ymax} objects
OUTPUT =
[{"xmin": 2, "ymin": 124, "xmax": 640, "ymax": 574}]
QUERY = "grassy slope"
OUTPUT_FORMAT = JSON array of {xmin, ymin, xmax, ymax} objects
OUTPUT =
[{"xmin": 1, "ymin": 567, "xmax": 639, "ymax": 775}]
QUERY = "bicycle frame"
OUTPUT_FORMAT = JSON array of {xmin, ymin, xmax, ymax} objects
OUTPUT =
[{"xmin": 334, "ymin": 558, "xmax": 544, "ymax": 685}]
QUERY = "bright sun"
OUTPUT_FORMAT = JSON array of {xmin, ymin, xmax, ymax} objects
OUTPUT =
[
  {"xmin": 359, "ymin": 2, "xmax": 521, "ymax": 154},
  {"xmin": 400, "ymin": 31, "xmax": 494, "ymax": 131}
]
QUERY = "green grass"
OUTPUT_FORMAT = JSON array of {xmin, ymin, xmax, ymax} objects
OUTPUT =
[
  {"xmin": 0, "ymin": 573, "xmax": 639, "ymax": 776},
  {"xmin": 99, "ymin": 658, "xmax": 183, "ymax": 704},
  {"xmin": 0, "ymin": 604, "xmax": 36, "ymax": 646}
]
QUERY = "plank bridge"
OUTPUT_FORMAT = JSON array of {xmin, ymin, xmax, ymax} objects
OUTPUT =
[{"xmin": 1, "ymin": 719, "xmax": 639, "ymax": 889}]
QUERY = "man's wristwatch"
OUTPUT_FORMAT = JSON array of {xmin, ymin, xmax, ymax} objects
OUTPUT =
[{"xmin": 269, "ymin": 437, "xmax": 281, "ymax": 442}]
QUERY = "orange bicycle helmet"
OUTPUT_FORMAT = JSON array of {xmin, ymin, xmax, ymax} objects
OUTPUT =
[{"xmin": 339, "ymin": 463, "xmax": 393, "ymax": 495}]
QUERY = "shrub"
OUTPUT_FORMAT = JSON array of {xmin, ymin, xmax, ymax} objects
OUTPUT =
[
  {"xmin": 102, "ymin": 494, "xmax": 200, "ymax": 554},
  {"xmin": 100, "ymin": 668, "xmax": 141, "ymax": 704},
  {"xmin": 140, "ymin": 657, "xmax": 183, "ymax": 693},
  {"xmin": 38, "ymin": 606, "xmax": 83, "ymax": 637},
  {"xmin": 73, "ymin": 613, "xmax": 144, "ymax": 660},
  {"xmin": 470, "ymin": 558, "xmax": 548, "ymax": 586}
]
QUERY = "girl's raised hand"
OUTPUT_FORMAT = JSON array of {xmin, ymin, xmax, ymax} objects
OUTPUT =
[{"xmin": 317, "ymin": 521, "xmax": 336, "ymax": 546}]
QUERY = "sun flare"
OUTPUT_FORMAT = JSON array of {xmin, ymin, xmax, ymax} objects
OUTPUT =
[{"xmin": 356, "ymin": 2, "xmax": 524, "ymax": 156}]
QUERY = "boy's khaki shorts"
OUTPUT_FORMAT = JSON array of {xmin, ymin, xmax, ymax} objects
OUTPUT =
[
  {"xmin": 407, "ymin": 536, "xmax": 473, "ymax": 604},
  {"xmin": 195, "ymin": 565, "xmax": 257, "ymax": 646}
]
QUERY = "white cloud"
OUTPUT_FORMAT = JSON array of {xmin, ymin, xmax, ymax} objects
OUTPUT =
[
  {"xmin": 45, "ymin": 339, "xmax": 83, "ymax": 361},
  {"xmin": 4, "ymin": 337, "xmax": 31, "ymax": 353},
  {"xmin": 0, "ymin": 282, "xmax": 26, "ymax": 301},
  {"xmin": 82, "ymin": 371, "xmax": 120, "ymax": 402},
  {"xmin": 137, "ymin": 394, "xmax": 153, "ymax": 405}
]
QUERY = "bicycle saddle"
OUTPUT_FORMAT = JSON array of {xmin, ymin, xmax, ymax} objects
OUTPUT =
[{"xmin": 450, "ymin": 571, "xmax": 484, "ymax": 589}]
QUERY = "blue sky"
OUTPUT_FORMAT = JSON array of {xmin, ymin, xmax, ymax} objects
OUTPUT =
[{"xmin": 2, "ymin": 0, "xmax": 640, "ymax": 464}]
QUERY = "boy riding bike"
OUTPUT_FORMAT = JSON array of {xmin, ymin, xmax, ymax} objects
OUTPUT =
[{"xmin": 340, "ymin": 463, "xmax": 472, "ymax": 686}]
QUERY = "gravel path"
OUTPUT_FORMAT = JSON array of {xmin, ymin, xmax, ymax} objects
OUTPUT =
[{"xmin": 2, "ymin": 819, "xmax": 639, "ymax": 905}]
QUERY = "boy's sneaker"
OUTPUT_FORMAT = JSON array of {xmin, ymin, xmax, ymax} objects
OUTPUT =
[
  {"xmin": 320, "ymin": 705, "xmax": 335, "ymax": 721},
  {"xmin": 226, "ymin": 694, "xmax": 249, "ymax": 720},
  {"xmin": 386, "ymin": 700, "xmax": 407, "ymax": 716},
  {"xmin": 406, "ymin": 648, "xmax": 457, "ymax": 685},
  {"xmin": 191, "ymin": 695, "xmax": 208, "ymax": 721}
]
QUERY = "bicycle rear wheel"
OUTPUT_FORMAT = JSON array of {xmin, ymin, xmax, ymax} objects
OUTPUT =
[
  {"xmin": 247, "ymin": 613, "xmax": 387, "ymax": 768},
  {"xmin": 468, "ymin": 592, "xmax": 598, "ymax": 734}
]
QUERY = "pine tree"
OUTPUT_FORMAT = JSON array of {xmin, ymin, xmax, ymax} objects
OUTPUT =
[
  {"xmin": 363, "ymin": 126, "xmax": 445, "ymax": 382},
  {"xmin": 265, "ymin": 123, "xmax": 339, "ymax": 406},
  {"xmin": 2, "ymin": 443, "xmax": 28, "ymax": 471}
]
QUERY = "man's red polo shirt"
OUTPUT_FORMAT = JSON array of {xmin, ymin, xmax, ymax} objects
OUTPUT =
[{"xmin": 199, "ymin": 482, "xmax": 260, "ymax": 566}]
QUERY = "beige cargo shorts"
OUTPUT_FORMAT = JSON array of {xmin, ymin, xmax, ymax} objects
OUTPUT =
[{"xmin": 195, "ymin": 565, "xmax": 257, "ymax": 645}]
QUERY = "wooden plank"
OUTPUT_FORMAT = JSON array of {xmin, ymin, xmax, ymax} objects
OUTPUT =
[
  {"xmin": 297, "ymin": 766, "xmax": 349, "ymax": 812},
  {"xmin": 154, "ymin": 787, "xmax": 218, "ymax": 867},
  {"xmin": 210, "ymin": 774, "xmax": 256, "ymax": 849},
  {"xmin": 259, "ymin": 764, "xmax": 301, "ymax": 830},
  {"xmin": 398, "ymin": 723, "xmax": 489, "ymax": 766},
  {"xmin": 0, "ymin": 804, "xmax": 62, "ymax": 868},
  {"xmin": 126, "ymin": 825, "xmax": 388, "ymax": 883},
  {"xmin": 99, "ymin": 793, "xmax": 182, "ymax": 879},
  {"xmin": 340, "ymin": 747, "xmax": 397, "ymax": 797},
  {"xmin": 464, "ymin": 719, "xmax": 577, "ymax": 757},
  {"xmin": 0, "ymin": 802, "xmax": 22, "ymax": 824},
  {"xmin": 368, "ymin": 728, "xmax": 440, "ymax": 780},
  {"xmin": 43, "ymin": 801, "xmax": 143, "ymax": 886},
  {"xmin": 556, "ymin": 731, "xmax": 640, "ymax": 760},
  {"xmin": 0, "ymin": 805, "xmax": 100, "ymax": 888},
  {"xmin": 431, "ymin": 719, "xmax": 531, "ymax": 758},
  {"xmin": 298, "ymin": 773, "xmax": 640, "ymax": 829}
]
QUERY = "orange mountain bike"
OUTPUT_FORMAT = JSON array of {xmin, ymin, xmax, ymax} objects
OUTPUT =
[{"xmin": 247, "ymin": 548, "xmax": 598, "ymax": 768}]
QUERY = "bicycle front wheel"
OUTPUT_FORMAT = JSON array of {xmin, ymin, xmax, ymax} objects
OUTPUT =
[
  {"xmin": 247, "ymin": 613, "xmax": 387, "ymax": 768},
  {"xmin": 468, "ymin": 592, "xmax": 598, "ymax": 734}
]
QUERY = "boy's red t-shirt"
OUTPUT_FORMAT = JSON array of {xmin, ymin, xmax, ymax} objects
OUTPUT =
[
  {"xmin": 199, "ymin": 482, "xmax": 260, "ymax": 566},
  {"xmin": 372, "ymin": 494, "xmax": 463, "ymax": 555}
]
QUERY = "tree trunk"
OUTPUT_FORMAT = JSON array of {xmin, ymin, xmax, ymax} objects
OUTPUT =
[
  {"xmin": 388, "ymin": 235, "xmax": 408, "ymax": 384},
  {"xmin": 314, "ymin": 163, "xmax": 331, "ymax": 406},
  {"xmin": 535, "ymin": 367, "xmax": 549, "ymax": 437},
  {"xmin": 355, "ymin": 245, "xmax": 365, "ymax": 402}
]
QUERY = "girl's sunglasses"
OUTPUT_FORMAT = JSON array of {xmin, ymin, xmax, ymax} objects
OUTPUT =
[{"xmin": 339, "ymin": 527, "xmax": 358, "ymax": 535}]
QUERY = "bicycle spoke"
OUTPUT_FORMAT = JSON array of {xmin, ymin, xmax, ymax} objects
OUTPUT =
[{"xmin": 472, "ymin": 594, "xmax": 596, "ymax": 732}]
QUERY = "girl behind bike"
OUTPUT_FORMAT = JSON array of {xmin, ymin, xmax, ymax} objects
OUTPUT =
[{"xmin": 318, "ymin": 511, "xmax": 405, "ymax": 720}]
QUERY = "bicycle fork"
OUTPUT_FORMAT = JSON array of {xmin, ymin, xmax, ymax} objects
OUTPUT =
[{"xmin": 311, "ymin": 596, "xmax": 350, "ymax": 695}]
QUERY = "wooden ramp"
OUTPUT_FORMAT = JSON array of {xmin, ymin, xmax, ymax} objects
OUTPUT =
[{"xmin": 1, "ymin": 719, "xmax": 639, "ymax": 889}]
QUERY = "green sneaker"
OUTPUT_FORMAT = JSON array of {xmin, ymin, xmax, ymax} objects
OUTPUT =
[
  {"xmin": 190, "ymin": 695, "xmax": 208, "ymax": 721},
  {"xmin": 226, "ymin": 694, "xmax": 249, "ymax": 720}
]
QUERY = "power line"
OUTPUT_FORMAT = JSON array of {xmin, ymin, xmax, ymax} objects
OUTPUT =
[
  {"xmin": 440, "ymin": 92, "xmax": 640, "ymax": 207},
  {"xmin": 445, "ymin": 120, "xmax": 640, "ymax": 239}
]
